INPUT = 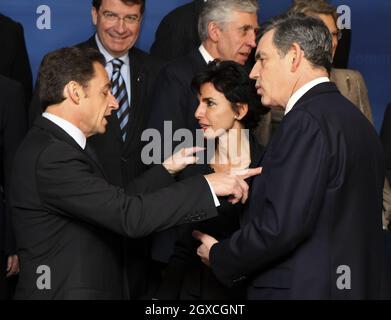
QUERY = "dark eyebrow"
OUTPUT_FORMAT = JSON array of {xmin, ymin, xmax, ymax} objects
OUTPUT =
[
  {"xmin": 239, "ymin": 24, "xmax": 259, "ymax": 31},
  {"xmin": 202, "ymin": 97, "xmax": 215, "ymax": 103},
  {"xmin": 103, "ymin": 82, "xmax": 112, "ymax": 92},
  {"xmin": 255, "ymin": 52, "xmax": 262, "ymax": 61}
]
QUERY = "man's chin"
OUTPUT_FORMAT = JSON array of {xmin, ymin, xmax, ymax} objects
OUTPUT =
[{"xmin": 97, "ymin": 123, "xmax": 107, "ymax": 135}]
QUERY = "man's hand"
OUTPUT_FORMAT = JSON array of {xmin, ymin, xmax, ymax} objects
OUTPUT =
[
  {"xmin": 193, "ymin": 230, "xmax": 218, "ymax": 267},
  {"xmin": 205, "ymin": 167, "xmax": 262, "ymax": 204},
  {"xmin": 6, "ymin": 255, "xmax": 19, "ymax": 277},
  {"xmin": 163, "ymin": 146, "xmax": 204, "ymax": 175}
]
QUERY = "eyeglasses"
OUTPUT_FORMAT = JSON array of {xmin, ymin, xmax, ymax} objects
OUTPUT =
[{"xmin": 101, "ymin": 11, "xmax": 140, "ymax": 24}]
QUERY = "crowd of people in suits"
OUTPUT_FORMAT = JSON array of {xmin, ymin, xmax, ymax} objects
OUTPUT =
[{"xmin": 0, "ymin": 0, "xmax": 391, "ymax": 300}]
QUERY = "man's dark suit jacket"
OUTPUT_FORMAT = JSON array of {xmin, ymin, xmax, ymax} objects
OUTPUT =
[
  {"xmin": 210, "ymin": 82, "xmax": 391, "ymax": 299},
  {"xmin": 10, "ymin": 116, "xmax": 217, "ymax": 299},
  {"xmin": 28, "ymin": 38, "xmax": 163, "ymax": 298},
  {"xmin": 0, "ymin": 75, "xmax": 27, "ymax": 256},
  {"xmin": 150, "ymin": 0, "xmax": 204, "ymax": 62},
  {"xmin": 0, "ymin": 13, "xmax": 32, "ymax": 105},
  {"xmin": 380, "ymin": 103, "xmax": 391, "ymax": 185}
]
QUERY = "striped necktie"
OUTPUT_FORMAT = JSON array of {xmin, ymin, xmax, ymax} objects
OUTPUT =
[{"xmin": 111, "ymin": 58, "xmax": 129, "ymax": 141}]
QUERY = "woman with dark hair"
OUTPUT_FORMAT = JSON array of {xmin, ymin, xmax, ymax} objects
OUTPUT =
[{"xmin": 154, "ymin": 60, "xmax": 267, "ymax": 300}]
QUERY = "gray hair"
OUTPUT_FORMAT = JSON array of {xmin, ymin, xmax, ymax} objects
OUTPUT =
[
  {"xmin": 198, "ymin": 0, "xmax": 259, "ymax": 42},
  {"xmin": 261, "ymin": 13, "xmax": 333, "ymax": 72}
]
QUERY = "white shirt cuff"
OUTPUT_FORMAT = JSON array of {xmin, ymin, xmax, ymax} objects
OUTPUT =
[{"xmin": 204, "ymin": 177, "xmax": 220, "ymax": 207}]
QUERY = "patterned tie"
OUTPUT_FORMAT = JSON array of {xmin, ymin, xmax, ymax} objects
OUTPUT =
[{"xmin": 111, "ymin": 59, "xmax": 130, "ymax": 141}]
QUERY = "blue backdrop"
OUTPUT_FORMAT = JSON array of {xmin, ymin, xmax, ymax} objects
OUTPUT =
[{"xmin": 0, "ymin": 0, "xmax": 390, "ymax": 131}]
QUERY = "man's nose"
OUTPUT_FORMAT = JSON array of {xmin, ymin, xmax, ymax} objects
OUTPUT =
[
  {"xmin": 114, "ymin": 18, "xmax": 127, "ymax": 33},
  {"xmin": 247, "ymin": 31, "xmax": 257, "ymax": 48},
  {"xmin": 249, "ymin": 62, "xmax": 260, "ymax": 80},
  {"xmin": 110, "ymin": 93, "xmax": 119, "ymax": 110}
]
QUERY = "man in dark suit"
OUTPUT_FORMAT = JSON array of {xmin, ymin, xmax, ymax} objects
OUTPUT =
[
  {"xmin": 195, "ymin": 14, "xmax": 391, "ymax": 299},
  {"xmin": 10, "ymin": 46, "xmax": 256, "ymax": 300},
  {"xmin": 0, "ymin": 75, "xmax": 27, "ymax": 299},
  {"xmin": 29, "ymin": 0, "xmax": 163, "ymax": 299},
  {"xmin": 150, "ymin": 0, "xmax": 205, "ymax": 62},
  {"xmin": 0, "ymin": 13, "xmax": 33, "ymax": 106},
  {"xmin": 146, "ymin": 0, "xmax": 259, "ymax": 268}
]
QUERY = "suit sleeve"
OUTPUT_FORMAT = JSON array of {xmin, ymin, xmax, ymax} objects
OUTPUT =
[
  {"xmin": 3, "ymin": 80, "xmax": 27, "ymax": 254},
  {"xmin": 35, "ymin": 144, "xmax": 217, "ymax": 238},
  {"xmin": 209, "ymin": 110, "xmax": 330, "ymax": 286},
  {"xmin": 125, "ymin": 164, "xmax": 175, "ymax": 194}
]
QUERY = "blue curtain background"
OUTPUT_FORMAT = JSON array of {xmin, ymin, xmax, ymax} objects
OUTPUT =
[{"xmin": 0, "ymin": 0, "xmax": 390, "ymax": 131}]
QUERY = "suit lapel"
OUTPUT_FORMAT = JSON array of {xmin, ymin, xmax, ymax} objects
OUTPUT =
[
  {"xmin": 124, "ymin": 48, "xmax": 144, "ymax": 150},
  {"xmin": 35, "ymin": 117, "xmax": 108, "ymax": 179}
]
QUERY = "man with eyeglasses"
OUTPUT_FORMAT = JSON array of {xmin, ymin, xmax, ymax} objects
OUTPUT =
[
  {"xmin": 89, "ymin": 0, "xmax": 163, "ymax": 300},
  {"xmin": 29, "ymin": 0, "xmax": 162, "ymax": 300}
]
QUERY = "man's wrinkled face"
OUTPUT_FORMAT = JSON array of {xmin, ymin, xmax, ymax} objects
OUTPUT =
[
  {"xmin": 215, "ymin": 11, "xmax": 259, "ymax": 65},
  {"xmin": 80, "ymin": 62, "xmax": 118, "ymax": 137},
  {"xmin": 250, "ymin": 30, "xmax": 293, "ymax": 108}
]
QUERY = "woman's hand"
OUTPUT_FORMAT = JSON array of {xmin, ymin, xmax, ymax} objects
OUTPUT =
[{"xmin": 163, "ymin": 146, "xmax": 204, "ymax": 175}]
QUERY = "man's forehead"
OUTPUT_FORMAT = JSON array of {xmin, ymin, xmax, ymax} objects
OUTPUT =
[
  {"xmin": 92, "ymin": 62, "xmax": 109, "ymax": 82},
  {"xmin": 228, "ymin": 10, "xmax": 258, "ymax": 25},
  {"xmin": 100, "ymin": 0, "xmax": 142, "ymax": 13},
  {"xmin": 259, "ymin": 30, "xmax": 274, "ymax": 47}
]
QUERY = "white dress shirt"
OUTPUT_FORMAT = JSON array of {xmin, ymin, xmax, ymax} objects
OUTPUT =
[
  {"xmin": 199, "ymin": 44, "xmax": 215, "ymax": 64},
  {"xmin": 95, "ymin": 34, "xmax": 131, "ymax": 104},
  {"xmin": 285, "ymin": 77, "xmax": 330, "ymax": 115},
  {"xmin": 42, "ymin": 112, "xmax": 86, "ymax": 149}
]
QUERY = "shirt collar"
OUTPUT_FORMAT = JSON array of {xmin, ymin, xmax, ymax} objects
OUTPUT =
[
  {"xmin": 285, "ymin": 77, "xmax": 330, "ymax": 115},
  {"xmin": 42, "ymin": 112, "xmax": 87, "ymax": 149},
  {"xmin": 199, "ymin": 44, "xmax": 215, "ymax": 64},
  {"xmin": 95, "ymin": 33, "xmax": 129, "ymax": 66}
]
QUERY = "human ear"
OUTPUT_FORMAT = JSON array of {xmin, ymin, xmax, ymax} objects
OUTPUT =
[
  {"xmin": 64, "ymin": 81, "xmax": 82, "ymax": 104},
  {"xmin": 290, "ymin": 43, "xmax": 303, "ymax": 72},
  {"xmin": 91, "ymin": 7, "xmax": 98, "ymax": 26},
  {"xmin": 235, "ymin": 103, "xmax": 249, "ymax": 120},
  {"xmin": 208, "ymin": 21, "xmax": 220, "ymax": 42}
]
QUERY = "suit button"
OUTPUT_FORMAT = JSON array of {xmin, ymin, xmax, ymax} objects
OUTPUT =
[{"xmin": 121, "ymin": 157, "xmax": 129, "ymax": 163}]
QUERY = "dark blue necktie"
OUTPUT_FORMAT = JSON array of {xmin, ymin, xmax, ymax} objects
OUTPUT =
[{"xmin": 111, "ymin": 59, "xmax": 130, "ymax": 141}]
